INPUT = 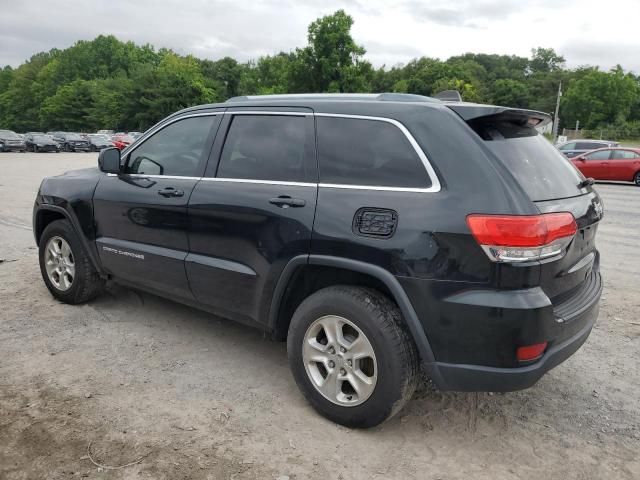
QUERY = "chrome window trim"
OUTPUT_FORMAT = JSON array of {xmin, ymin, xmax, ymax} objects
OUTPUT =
[
  {"xmin": 109, "ymin": 110, "xmax": 442, "ymax": 193},
  {"xmin": 318, "ymin": 183, "xmax": 433, "ymax": 193},
  {"xmin": 200, "ymin": 177, "xmax": 316, "ymax": 188},
  {"xmin": 224, "ymin": 110, "xmax": 311, "ymax": 116},
  {"xmin": 314, "ymin": 113, "xmax": 441, "ymax": 193},
  {"xmin": 107, "ymin": 173, "xmax": 202, "ymax": 181}
]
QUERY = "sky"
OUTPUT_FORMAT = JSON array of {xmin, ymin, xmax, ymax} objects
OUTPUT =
[{"xmin": 1, "ymin": 0, "xmax": 640, "ymax": 72}]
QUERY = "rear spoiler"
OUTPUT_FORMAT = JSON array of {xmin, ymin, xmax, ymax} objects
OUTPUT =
[{"xmin": 446, "ymin": 102, "xmax": 552, "ymax": 128}]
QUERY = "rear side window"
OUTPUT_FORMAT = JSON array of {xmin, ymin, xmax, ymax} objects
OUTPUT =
[
  {"xmin": 612, "ymin": 150, "xmax": 640, "ymax": 159},
  {"xmin": 469, "ymin": 117, "xmax": 584, "ymax": 201},
  {"xmin": 316, "ymin": 117, "xmax": 431, "ymax": 188},
  {"xmin": 217, "ymin": 115, "xmax": 308, "ymax": 182}
]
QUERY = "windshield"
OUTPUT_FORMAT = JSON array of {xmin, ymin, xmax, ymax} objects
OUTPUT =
[
  {"xmin": 33, "ymin": 135, "xmax": 52, "ymax": 142},
  {"xmin": 66, "ymin": 133, "xmax": 83, "ymax": 140},
  {"xmin": 118, "ymin": 135, "xmax": 134, "ymax": 143},
  {"xmin": 469, "ymin": 117, "xmax": 584, "ymax": 201}
]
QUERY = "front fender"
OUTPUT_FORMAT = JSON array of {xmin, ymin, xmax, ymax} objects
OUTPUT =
[{"xmin": 34, "ymin": 167, "xmax": 104, "ymax": 274}]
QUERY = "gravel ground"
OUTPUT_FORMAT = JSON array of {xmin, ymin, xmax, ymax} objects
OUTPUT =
[{"xmin": 1, "ymin": 152, "xmax": 639, "ymax": 480}]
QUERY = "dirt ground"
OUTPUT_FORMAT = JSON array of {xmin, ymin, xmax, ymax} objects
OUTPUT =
[{"xmin": 1, "ymin": 152, "xmax": 639, "ymax": 480}]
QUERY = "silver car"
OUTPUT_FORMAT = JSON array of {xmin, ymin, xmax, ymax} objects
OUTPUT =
[{"xmin": 556, "ymin": 139, "xmax": 619, "ymax": 158}]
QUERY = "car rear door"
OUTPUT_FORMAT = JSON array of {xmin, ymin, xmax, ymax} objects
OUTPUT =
[
  {"xmin": 93, "ymin": 112, "xmax": 222, "ymax": 300},
  {"xmin": 186, "ymin": 109, "xmax": 317, "ymax": 327},
  {"xmin": 609, "ymin": 149, "xmax": 640, "ymax": 182}
]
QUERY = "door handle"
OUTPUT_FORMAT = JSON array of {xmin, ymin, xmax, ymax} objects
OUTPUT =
[
  {"xmin": 269, "ymin": 196, "xmax": 306, "ymax": 208},
  {"xmin": 158, "ymin": 187, "xmax": 184, "ymax": 197}
]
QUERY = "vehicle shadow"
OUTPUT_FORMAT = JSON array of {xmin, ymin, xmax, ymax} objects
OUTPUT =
[{"xmin": 87, "ymin": 282, "xmax": 593, "ymax": 440}]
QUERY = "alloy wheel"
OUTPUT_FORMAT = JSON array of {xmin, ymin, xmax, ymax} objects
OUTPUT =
[
  {"xmin": 44, "ymin": 236, "xmax": 75, "ymax": 291},
  {"xmin": 302, "ymin": 315, "xmax": 377, "ymax": 406}
]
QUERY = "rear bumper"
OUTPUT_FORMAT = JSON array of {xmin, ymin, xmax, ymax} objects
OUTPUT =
[
  {"xmin": 434, "ymin": 297, "xmax": 598, "ymax": 391},
  {"xmin": 421, "ymin": 270, "xmax": 602, "ymax": 392}
]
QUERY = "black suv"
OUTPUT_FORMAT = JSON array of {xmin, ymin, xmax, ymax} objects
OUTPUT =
[
  {"xmin": 33, "ymin": 94, "xmax": 603, "ymax": 428},
  {"xmin": 49, "ymin": 132, "xmax": 91, "ymax": 152}
]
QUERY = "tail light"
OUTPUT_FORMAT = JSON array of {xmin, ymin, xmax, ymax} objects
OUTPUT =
[
  {"xmin": 466, "ymin": 213, "xmax": 577, "ymax": 263},
  {"xmin": 517, "ymin": 342, "xmax": 548, "ymax": 362}
]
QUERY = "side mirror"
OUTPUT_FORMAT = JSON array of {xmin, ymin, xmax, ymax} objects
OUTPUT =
[{"xmin": 98, "ymin": 147, "xmax": 121, "ymax": 174}]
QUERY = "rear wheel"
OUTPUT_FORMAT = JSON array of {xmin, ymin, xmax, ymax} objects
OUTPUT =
[
  {"xmin": 287, "ymin": 286, "xmax": 418, "ymax": 428},
  {"xmin": 39, "ymin": 219, "xmax": 105, "ymax": 304},
  {"xmin": 634, "ymin": 171, "xmax": 640, "ymax": 186}
]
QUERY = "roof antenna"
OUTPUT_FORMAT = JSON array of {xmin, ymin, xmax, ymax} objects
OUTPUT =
[{"xmin": 433, "ymin": 90, "xmax": 462, "ymax": 102}]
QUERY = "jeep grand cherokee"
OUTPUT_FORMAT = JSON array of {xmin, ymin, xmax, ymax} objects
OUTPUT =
[{"xmin": 33, "ymin": 93, "xmax": 602, "ymax": 428}]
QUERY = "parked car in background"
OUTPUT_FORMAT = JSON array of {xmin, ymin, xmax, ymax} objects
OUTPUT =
[
  {"xmin": 51, "ymin": 132, "xmax": 91, "ymax": 152},
  {"xmin": 87, "ymin": 134, "xmax": 115, "ymax": 152},
  {"xmin": 25, "ymin": 133, "xmax": 60, "ymax": 152},
  {"xmin": 571, "ymin": 147, "xmax": 640, "ymax": 186},
  {"xmin": 111, "ymin": 133, "xmax": 135, "ymax": 150},
  {"xmin": 97, "ymin": 129, "xmax": 115, "ymax": 136},
  {"xmin": 0, "ymin": 129, "xmax": 26, "ymax": 152},
  {"xmin": 128, "ymin": 131, "xmax": 143, "ymax": 140},
  {"xmin": 556, "ymin": 139, "xmax": 619, "ymax": 158}
]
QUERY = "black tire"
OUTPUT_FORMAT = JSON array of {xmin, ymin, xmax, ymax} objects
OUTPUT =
[
  {"xmin": 287, "ymin": 286, "xmax": 418, "ymax": 428},
  {"xmin": 38, "ymin": 219, "xmax": 105, "ymax": 304},
  {"xmin": 634, "ymin": 171, "xmax": 640, "ymax": 186}
]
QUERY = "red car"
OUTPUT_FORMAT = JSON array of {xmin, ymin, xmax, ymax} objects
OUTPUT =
[
  {"xmin": 111, "ymin": 134, "xmax": 135, "ymax": 150},
  {"xmin": 571, "ymin": 147, "xmax": 640, "ymax": 186}
]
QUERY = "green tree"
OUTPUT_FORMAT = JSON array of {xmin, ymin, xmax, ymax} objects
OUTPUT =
[
  {"xmin": 490, "ymin": 79, "xmax": 530, "ymax": 107},
  {"xmin": 288, "ymin": 10, "xmax": 371, "ymax": 92},
  {"xmin": 561, "ymin": 66, "xmax": 639, "ymax": 129},
  {"xmin": 40, "ymin": 80, "xmax": 94, "ymax": 130}
]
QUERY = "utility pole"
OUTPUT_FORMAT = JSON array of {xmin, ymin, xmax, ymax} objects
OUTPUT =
[{"xmin": 552, "ymin": 81, "xmax": 562, "ymax": 143}]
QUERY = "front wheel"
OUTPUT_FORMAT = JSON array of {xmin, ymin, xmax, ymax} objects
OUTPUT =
[
  {"xmin": 287, "ymin": 286, "xmax": 418, "ymax": 428},
  {"xmin": 39, "ymin": 219, "xmax": 105, "ymax": 304}
]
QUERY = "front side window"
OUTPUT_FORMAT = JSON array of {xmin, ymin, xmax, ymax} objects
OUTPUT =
[
  {"xmin": 559, "ymin": 142, "xmax": 576, "ymax": 151},
  {"xmin": 577, "ymin": 142, "xmax": 605, "ymax": 150},
  {"xmin": 584, "ymin": 150, "xmax": 611, "ymax": 160},
  {"xmin": 316, "ymin": 117, "xmax": 431, "ymax": 188},
  {"xmin": 126, "ymin": 116, "xmax": 216, "ymax": 176},
  {"xmin": 217, "ymin": 115, "xmax": 308, "ymax": 182}
]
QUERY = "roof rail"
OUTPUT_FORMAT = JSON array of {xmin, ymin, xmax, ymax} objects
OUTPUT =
[{"xmin": 225, "ymin": 93, "xmax": 441, "ymax": 103}]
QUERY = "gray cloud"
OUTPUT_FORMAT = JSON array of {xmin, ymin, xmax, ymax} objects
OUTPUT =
[
  {"xmin": 0, "ymin": 0, "xmax": 636, "ymax": 74},
  {"xmin": 561, "ymin": 40, "xmax": 640, "ymax": 73}
]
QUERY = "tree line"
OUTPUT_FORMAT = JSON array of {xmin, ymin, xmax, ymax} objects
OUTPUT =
[{"xmin": 1, "ymin": 10, "xmax": 639, "ymax": 137}]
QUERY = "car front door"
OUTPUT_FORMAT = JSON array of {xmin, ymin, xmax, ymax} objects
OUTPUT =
[
  {"xmin": 581, "ymin": 149, "xmax": 612, "ymax": 179},
  {"xmin": 93, "ymin": 112, "xmax": 222, "ymax": 300},
  {"xmin": 186, "ymin": 110, "xmax": 317, "ymax": 327}
]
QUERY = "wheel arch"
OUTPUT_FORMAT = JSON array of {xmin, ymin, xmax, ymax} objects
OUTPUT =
[
  {"xmin": 269, "ymin": 254, "xmax": 444, "ymax": 386},
  {"xmin": 35, "ymin": 205, "xmax": 103, "ymax": 275}
]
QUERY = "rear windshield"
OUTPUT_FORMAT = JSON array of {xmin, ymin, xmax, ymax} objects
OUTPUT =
[{"xmin": 469, "ymin": 117, "xmax": 584, "ymax": 201}]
